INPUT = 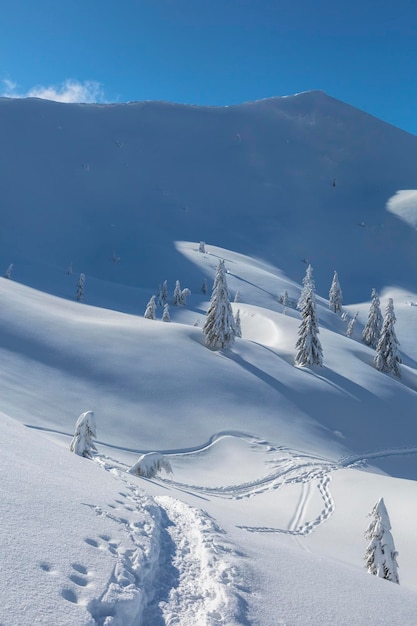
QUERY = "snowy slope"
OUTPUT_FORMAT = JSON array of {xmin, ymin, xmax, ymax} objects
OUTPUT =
[
  {"xmin": 2, "ymin": 91, "xmax": 417, "ymax": 301},
  {"xmin": 2, "ymin": 94, "xmax": 417, "ymax": 624}
]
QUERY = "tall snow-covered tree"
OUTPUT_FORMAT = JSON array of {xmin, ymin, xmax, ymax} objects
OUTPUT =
[
  {"xmin": 329, "ymin": 271, "xmax": 343, "ymax": 313},
  {"xmin": 295, "ymin": 275, "xmax": 323, "ymax": 367},
  {"xmin": 203, "ymin": 260, "xmax": 237, "ymax": 350},
  {"xmin": 76, "ymin": 273, "xmax": 85, "ymax": 301},
  {"xmin": 362, "ymin": 288, "xmax": 383, "ymax": 348},
  {"xmin": 70, "ymin": 411, "xmax": 97, "ymax": 458},
  {"xmin": 297, "ymin": 264, "xmax": 315, "ymax": 311},
  {"xmin": 365, "ymin": 497, "xmax": 399, "ymax": 584},
  {"xmin": 162, "ymin": 303, "xmax": 171, "ymax": 322},
  {"xmin": 374, "ymin": 298, "xmax": 401, "ymax": 377},
  {"xmin": 144, "ymin": 295, "xmax": 156, "ymax": 320},
  {"xmin": 173, "ymin": 280, "xmax": 182, "ymax": 305}
]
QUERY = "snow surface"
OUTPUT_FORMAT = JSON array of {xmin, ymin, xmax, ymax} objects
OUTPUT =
[{"xmin": 2, "ymin": 93, "xmax": 417, "ymax": 624}]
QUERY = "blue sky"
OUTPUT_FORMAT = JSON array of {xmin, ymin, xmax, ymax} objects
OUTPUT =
[{"xmin": 2, "ymin": 0, "xmax": 417, "ymax": 134}]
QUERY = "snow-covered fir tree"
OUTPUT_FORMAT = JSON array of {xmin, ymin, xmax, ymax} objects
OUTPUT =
[
  {"xmin": 374, "ymin": 298, "xmax": 401, "ymax": 377},
  {"xmin": 173, "ymin": 280, "xmax": 182, "ymax": 305},
  {"xmin": 234, "ymin": 290, "xmax": 241, "ymax": 303},
  {"xmin": 297, "ymin": 264, "xmax": 315, "ymax": 310},
  {"xmin": 202, "ymin": 259, "xmax": 237, "ymax": 350},
  {"xmin": 4, "ymin": 263, "xmax": 13, "ymax": 279},
  {"xmin": 70, "ymin": 411, "xmax": 97, "ymax": 458},
  {"xmin": 295, "ymin": 274, "xmax": 323, "ymax": 367},
  {"xmin": 234, "ymin": 309, "xmax": 242, "ymax": 338},
  {"xmin": 162, "ymin": 303, "xmax": 171, "ymax": 322},
  {"xmin": 346, "ymin": 312, "xmax": 358, "ymax": 338},
  {"xmin": 281, "ymin": 290, "xmax": 289, "ymax": 307},
  {"xmin": 365, "ymin": 497, "xmax": 399, "ymax": 584},
  {"xmin": 76, "ymin": 273, "xmax": 85, "ymax": 301},
  {"xmin": 144, "ymin": 295, "xmax": 156, "ymax": 320},
  {"xmin": 202, "ymin": 278, "xmax": 207, "ymax": 294},
  {"xmin": 199, "ymin": 241, "xmax": 206, "ymax": 253},
  {"xmin": 180, "ymin": 287, "xmax": 191, "ymax": 306},
  {"xmin": 362, "ymin": 288, "xmax": 383, "ymax": 348},
  {"xmin": 329, "ymin": 271, "xmax": 343, "ymax": 313},
  {"xmin": 162, "ymin": 280, "xmax": 168, "ymax": 303},
  {"xmin": 157, "ymin": 284, "xmax": 164, "ymax": 306}
]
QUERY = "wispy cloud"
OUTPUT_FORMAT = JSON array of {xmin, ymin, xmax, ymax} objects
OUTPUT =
[{"xmin": 1, "ymin": 79, "xmax": 105, "ymax": 103}]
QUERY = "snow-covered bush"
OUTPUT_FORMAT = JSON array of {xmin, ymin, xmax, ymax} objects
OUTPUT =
[
  {"xmin": 144, "ymin": 295, "xmax": 157, "ymax": 320},
  {"xmin": 365, "ymin": 497, "xmax": 399, "ymax": 583},
  {"xmin": 203, "ymin": 259, "xmax": 237, "ymax": 350},
  {"xmin": 70, "ymin": 411, "xmax": 97, "ymax": 458},
  {"xmin": 374, "ymin": 298, "xmax": 401, "ymax": 377},
  {"xmin": 76, "ymin": 273, "xmax": 85, "ymax": 301},
  {"xmin": 128, "ymin": 452, "xmax": 173, "ymax": 479}
]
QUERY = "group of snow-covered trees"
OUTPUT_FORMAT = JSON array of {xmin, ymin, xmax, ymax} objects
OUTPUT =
[{"xmin": 363, "ymin": 291, "xmax": 401, "ymax": 377}]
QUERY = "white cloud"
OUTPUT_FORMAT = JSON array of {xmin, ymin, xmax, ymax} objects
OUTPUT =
[{"xmin": 1, "ymin": 79, "xmax": 104, "ymax": 103}]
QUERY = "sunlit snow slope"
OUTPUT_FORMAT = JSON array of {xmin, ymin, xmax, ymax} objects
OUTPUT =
[{"xmin": 2, "ymin": 93, "xmax": 417, "ymax": 625}]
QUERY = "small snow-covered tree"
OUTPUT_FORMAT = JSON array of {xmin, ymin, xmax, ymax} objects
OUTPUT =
[
  {"xmin": 157, "ymin": 284, "xmax": 164, "ymax": 306},
  {"xmin": 128, "ymin": 452, "xmax": 173, "ymax": 478},
  {"xmin": 202, "ymin": 278, "xmax": 207, "ymax": 294},
  {"xmin": 173, "ymin": 280, "xmax": 182, "ymax": 305},
  {"xmin": 365, "ymin": 497, "xmax": 399, "ymax": 584},
  {"xmin": 362, "ymin": 288, "xmax": 383, "ymax": 348},
  {"xmin": 76, "ymin": 273, "xmax": 85, "ymax": 301},
  {"xmin": 180, "ymin": 287, "xmax": 191, "ymax": 306},
  {"xmin": 162, "ymin": 303, "xmax": 171, "ymax": 322},
  {"xmin": 329, "ymin": 271, "xmax": 343, "ymax": 313},
  {"xmin": 199, "ymin": 241, "xmax": 206, "ymax": 254},
  {"xmin": 281, "ymin": 290, "xmax": 289, "ymax": 307},
  {"xmin": 234, "ymin": 309, "xmax": 242, "ymax": 338},
  {"xmin": 346, "ymin": 312, "xmax": 359, "ymax": 338},
  {"xmin": 203, "ymin": 259, "xmax": 237, "ymax": 350},
  {"xmin": 144, "ymin": 295, "xmax": 156, "ymax": 320},
  {"xmin": 374, "ymin": 298, "xmax": 401, "ymax": 377},
  {"xmin": 70, "ymin": 411, "xmax": 97, "ymax": 458},
  {"xmin": 162, "ymin": 280, "xmax": 168, "ymax": 303},
  {"xmin": 4, "ymin": 264, "xmax": 13, "ymax": 279},
  {"xmin": 234, "ymin": 290, "xmax": 240, "ymax": 303},
  {"xmin": 297, "ymin": 264, "xmax": 315, "ymax": 311},
  {"xmin": 295, "ymin": 278, "xmax": 323, "ymax": 367}
]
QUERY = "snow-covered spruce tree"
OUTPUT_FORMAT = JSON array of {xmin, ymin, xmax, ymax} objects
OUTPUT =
[
  {"xmin": 180, "ymin": 287, "xmax": 191, "ymax": 306},
  {"xmin": 144, "ymin": 295, "xmax": 156, "ymax": 320},
  {"xmin": 374, "ymin": 298, "xmax": 401, "ymax": 377},
  {"xmin": 346, "ymin": 312, "xmax": 359, "ymax": 338},
  {"xmin": 199, "ymin": 241, "xmax": 206, "ymax": 254},
  {"xmin": 202, "ymin": 259, "xmax": 237, "ymax": 350},
  {"xmin": 157, "ymin": 283, "xmax": 164, "ymax": 306},
  {"xmin": 4, "ymin": 264, "xmax": 13, "ymax": 279},
  {"xmin": 297, "ymin": 264, "xmax": 315, "ymax": 311},
  {"xmin": 365, "ymin": 497, "xmax": 399, "ymax": 584},
  {"xmin": 234, "ymin": 309, "xmax": 242, "ymax": 338},
  {"xmin": 173, "ymin": 280, "xmax": 182, "ymax": 305},
  {"xmin": 295, "ymin": 281, "xmax": 323, "ymax": 367},
  {"xmin": 162, "ymin": 303, "xmax": 171, "ymax": 322},
  {"xmin": 76, "ymin": 273, "xmax": 85, "ymax": 301},
  {"xmin": 70, "ymin": 411, "xmax": 97, "ymax": 458},
  {"xmin": 162, "ymin": 280, "xmax": 168, "ymax": 303},
  {"xmin": 202, "ymin": 278, "xmax": 207, "ymax": 294},
  {"xmin": 234, "ymin": 290, "xmax": 241, "ymax": 303},
  {"xmin": 362, "ymin": 288, "xmax": 383, "ymax": 348},
  {"xmin": 329, "ymin": 271, "xmax": 343, "ymax": 313}
]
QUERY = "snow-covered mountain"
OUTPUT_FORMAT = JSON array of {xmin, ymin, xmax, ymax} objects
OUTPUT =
[{"xmin": 2, "ymin": 92, "xmax": 417, "ymax": 625}]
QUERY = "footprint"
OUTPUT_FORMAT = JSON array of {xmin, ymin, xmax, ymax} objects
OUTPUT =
[
  {"xmin": 99, "ymin": 534, "xmax": 110, "ymax": 542},
  {"xmin": 61, "ymin": 588, "xmax": 78, "ymax": 604},
  {"xmin": 84, "ymin": 538, "xmax": 99, "ymax": 548},
  {"xmin": 69, "ymin": 574, "xmax": 88, "ymax": 587},
  {"xmin": 72, "ymin": 563, "xmax": 88, "ymax": 575},
  {"xmin": 39, "ymin": 562, "xmax": 53, "ymax": 572}
]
